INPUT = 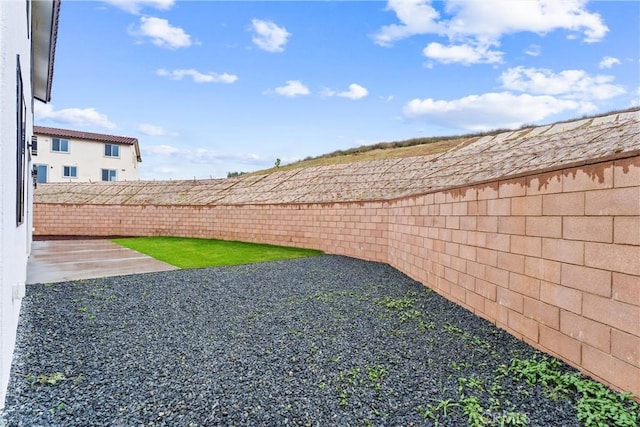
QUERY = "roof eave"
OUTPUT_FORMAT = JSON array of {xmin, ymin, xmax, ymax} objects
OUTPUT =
[{"xmin": 32, "ymin": 0, "xmax": 61, "ymax": 103}]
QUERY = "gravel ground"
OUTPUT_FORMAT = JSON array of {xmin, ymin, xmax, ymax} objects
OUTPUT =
[{"xmin": 0, "ymin": 255, "xmax": 633, "ymax": 426}]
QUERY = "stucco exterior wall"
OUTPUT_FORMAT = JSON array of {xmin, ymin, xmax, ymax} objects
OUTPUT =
[
  {"xmin": 0, "ymin": 0, "xmax": 35, "ymax": 409},
  {"xmin": 33, "ymin": 156, "xmax": 640, "ymax": 397},
  {"xmin": 33, "ymin": 134, "xmax": 139, "ymax": 182}
]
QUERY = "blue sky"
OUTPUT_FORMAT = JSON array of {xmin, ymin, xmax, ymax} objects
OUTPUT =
[{"xmin": 35, "ymin": 0, "xmax": 639, "ymax": 180}]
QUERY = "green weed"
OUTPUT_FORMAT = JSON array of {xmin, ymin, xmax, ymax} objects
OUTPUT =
[
  {"xmin": 418, "ymin": 398, "xmax": 460, "ymax": 425},
  {"xmin": 29, "ymin": 372, "xmax": 66, "ymax": 386},
  {"xmin": 451, "ymin": 361, "xmax": 471, "ymax": 371},
  {"xmin": 419, "ymin": 320, "xmax": 436, "ymax": 330},
  {"xmin": 375, "ymin": 293, "xmax": 416, "ymax": 311},
  {"xmin": 49, "ymin": 402, "xmax": 66, "ymax": 415},
  {"xmin": 509, "ymin": 356, "xmax": 639, "ymax": 427},
  {"xmin": 366, "ymin": 365, "xmax": 388, "ymax": 390},
  {"xmin": 443, "ymin": 323, "xmax": 465, "ymax": 336},
  {"xmin": 458, "ymin": 376, "xmax": 484, "ymax": 394},
  {"xmin": 461, "ymin": 396, "xmax": 489, "ymax": 427},
  {"xmin": 497, "ymin": 411, "xmax": 528, "ymax": 426},
  {"xmin": 339, "ymin": 389, "xmax": 349, "ymax": 406}
]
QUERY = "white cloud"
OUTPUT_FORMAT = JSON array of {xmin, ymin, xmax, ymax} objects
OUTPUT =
[
  {"xmin": 371, "ymin": 0, "xmax": 443, "ymax": 47},
  {"xmin": 402, "ymin": 92, "xmax": 593, "ymax": 131},
  {"xmin": 194, "ymin": 149, "xmax": 261, "ymax": 165},
  {"xmin": 35, "ymin": 103, "xmax": 117, "ymax": 129},
  {"xmin": 145, "ymin": 145, "xmax": 262, "ymax": 162},
  {"xmin": 103, "ymin": 0, "xmax": 174, "ymax": 14},
  {"xmin": 338, "ymin": 84, "xmax": 368, "ymax": 100},
  {"xmin": 442, "ymin": 0, "xmax": 608, "ymax": 43},
  {"xmin": 251, "ymin": 18, "xmax": 290, "ymax": 52},
  {"xmin": 269, "ymin": 80, "xmax": 310, "ymax": 97},
  {"xmin": 599, "ymin": 56, "xmax": 621, "ymax": 69},
  {"xmin": 137, "ymin": 123, "xmax": 178, "ymax": 136},
  {"xmin": 373, "ymin": 0, "xmax": 608, "ymax": 64},
  {"xmin": 500, "ymin": 66, "xmax": 626, "ymax": 101},
  {"xmin": 144, "ymin": 144, "xmax": 265, "ymax": 166},
  {"xmin": 320, "ymin": 88, "xmax": 336, "ymax": 98},
  {"xmin": 423, "ymin": 42, "xmax": 502, "ymax": 64},
  {"xmin": 131, "ymin": 16, "xmax": 192, "ymax": 49},
  {"xmin": 322, "ymin": 83, "xmax": 369, "ymax": 100},
  {"xmin": 140, "ymin": 145, "xmax": 271, "ymax": 179},
  {"xmin": 524, "ymin": 44, "xmax": 541, "ymax": 56},
  {"xmin": 149, "ymin": 166, "xmax": 178, "ymax": 176},
  {"xmin": 145, "ymin": 144, "xmax": 182, "ymax": 155},
  {"xmin": 156, "ymin": 68, "xmax": 238, "ymax": 84},
  {"xmin": 405, "ymin": 65, "xmax": 628, "ymax": 131}
]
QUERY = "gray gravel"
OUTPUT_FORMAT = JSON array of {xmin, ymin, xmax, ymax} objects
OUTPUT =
[{"xmin": 0, "ymin": 255, "xmax": 604, "ymax": 425}]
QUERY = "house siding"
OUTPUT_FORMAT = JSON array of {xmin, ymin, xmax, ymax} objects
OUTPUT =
[
  {"xmin": 0, "ymin": 1, "xmax": 35, "ymax": 408},
  {"xmin": 33, "ymin": 133, "xmax": 139, "ymax": 182}
]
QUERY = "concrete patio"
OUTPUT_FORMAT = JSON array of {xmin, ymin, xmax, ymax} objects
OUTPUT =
[{"xmin": 26, "ymin": 239, "xmax": 178, "ymax": 284}]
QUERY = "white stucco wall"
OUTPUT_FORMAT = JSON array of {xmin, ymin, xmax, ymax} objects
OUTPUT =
[
  {"xmin": 34, "ymin": 135, "xmax": 139, "ymax": 182},
  {"xmin": 0, "ymin": 0, "xmax": 34, "ymax": 409}
]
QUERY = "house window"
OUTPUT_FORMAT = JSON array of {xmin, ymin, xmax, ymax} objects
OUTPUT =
[
  {"xmin": 101, "ymin": 169, "xmax": 117, "ymax": 181},
  {"xmin": 36, "ymin": 164, "xmax": 48, "ymax": 183},
  {"xmin": 16, "ymin": 55, "xmax": 26, "ymax": 225},
  {"xmin": 52, "ymin": 138, "xmax": 69, "ymax": 152},
  {"xmin": 63, "ymin": 166, "xmax": 77, "ymax": 178},
  {"xmin": 104, "ymin": 144, "xmax": 119, "ymax": 157}
]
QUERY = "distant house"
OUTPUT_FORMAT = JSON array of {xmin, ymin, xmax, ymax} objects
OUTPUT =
[
  {"xmin": 0, "ymin": 0, "xmax": 60, "ymax": 409},
  {"xmin": 33, "ymin": 126, "xmax": 142, "ymax": 182}
]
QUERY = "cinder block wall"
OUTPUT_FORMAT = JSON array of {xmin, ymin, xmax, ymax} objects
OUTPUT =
[
  {"xmin": 37, "ymin": 202, "xmax": 390, "ymax": 263},
  {"xmin": 385, "ymin": 156, "xmax": 639, "ymax": 397},
  {"xmin": 34, "ymin": 156, "xmax": 640, "ymax": 397}
]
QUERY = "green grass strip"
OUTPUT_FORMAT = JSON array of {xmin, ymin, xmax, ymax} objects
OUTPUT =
[{"xmin": 112, "ymin": 236, "xmax": 323, "ymax": 269}]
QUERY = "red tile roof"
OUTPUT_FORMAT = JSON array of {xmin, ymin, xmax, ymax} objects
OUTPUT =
[{"xmin": 33, "ymin": 126, "xmax": 138, "ymax": 146}]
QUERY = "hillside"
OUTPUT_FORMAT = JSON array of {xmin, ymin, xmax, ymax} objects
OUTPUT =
[{"xmin": 252, "ymin": 108, "xmax": 640, "ymax": 176}]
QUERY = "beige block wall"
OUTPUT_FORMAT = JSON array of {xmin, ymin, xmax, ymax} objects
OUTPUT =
[
  {"xmin": 34, "ymin": 156, "xmax": 640, "ymax": 397},
  {"xmin": 38, "ymin": 202, "xmax": 390, "ymax": 264},
  {"xmin": 385, "ymin": 156, "xmax": 640, "ymax": 397}
]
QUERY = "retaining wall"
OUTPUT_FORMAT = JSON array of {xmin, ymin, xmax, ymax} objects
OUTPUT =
[{"xmin": 34, "ymin": 155, "xmax": 640, "ymax": 397}]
